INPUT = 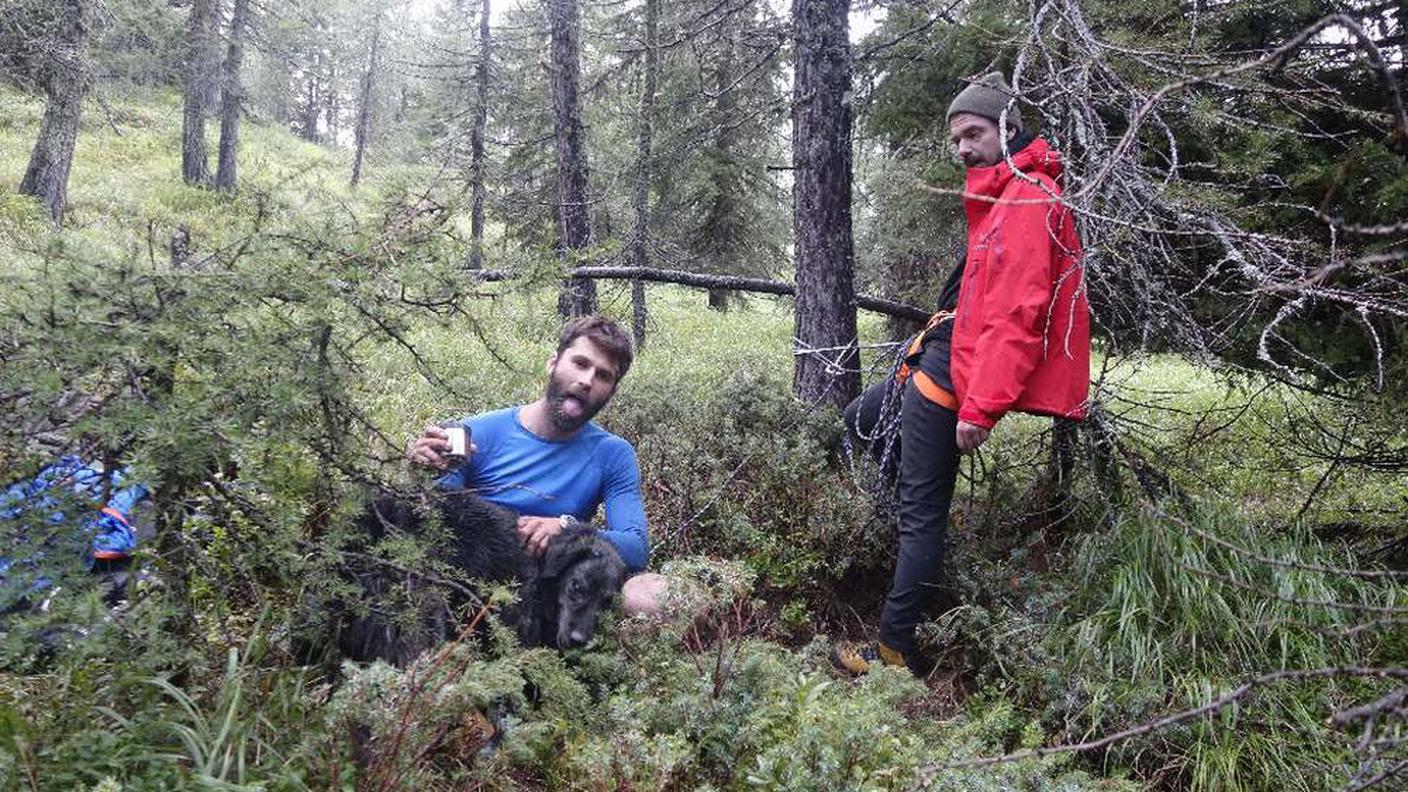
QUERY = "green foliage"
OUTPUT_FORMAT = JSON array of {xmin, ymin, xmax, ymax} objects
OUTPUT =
[
  {"xmin": 0, "ymin": 631, "xmax": 319, "ymax": 790},
  {"xmin": 1088, "ymin": 355, "xmax": 1408, "ymax": 528},
  {"xmin": 103, "ymin": 642, "xmax": 313, "ymax": 789},
  {"xmin": 646, "ymin": 0, "xmax": 790, "ymax": 284},
  {"xmin": 1, "ymin": 76, "xmax": 1404, "ymax": 792},
  {"xmin": 853, "ymin": 0, "xmax": 1022, "ymax": 311},
  {"xmin": 857, "ymin": 0, "xmax": 1024, "ymax": 148},
  {"xmin": 1020, "ymin": 504, "xmax": 1404, "ymax": 790},
  {"xmin": 96, "ymin": 0, "xmax": 186, "ymax": 87},
  {"xmin": 610, "ymin": 365, "xmax": 885, "ymax": 595},
  {"xmin": 313, "ymin": 566, "xmax": 1134, "ymax": 791}
]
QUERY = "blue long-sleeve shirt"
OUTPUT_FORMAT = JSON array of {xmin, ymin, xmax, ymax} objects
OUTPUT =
[{"xmin": 436, "ymin": 407, "xmax": 648, "ymax": 572}]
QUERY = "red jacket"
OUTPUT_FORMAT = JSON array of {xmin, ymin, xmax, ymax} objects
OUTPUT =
[{"xmin": 949, "ymin": 137, "xmax": 1090, "ymax": 430}]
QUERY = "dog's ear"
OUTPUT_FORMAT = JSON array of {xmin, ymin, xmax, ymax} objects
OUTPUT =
[
  {"xmin": 593, "ymin": 537, "xmax": 627, "ymax": 589},
  {"xmin": 540, "ymin": 531, "xmax": 595, "ymax": 580}
]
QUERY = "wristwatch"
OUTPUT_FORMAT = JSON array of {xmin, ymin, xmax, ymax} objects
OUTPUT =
[{"xmin": 558, "ymin": 514, "xmax": 580, "ymax": 531}]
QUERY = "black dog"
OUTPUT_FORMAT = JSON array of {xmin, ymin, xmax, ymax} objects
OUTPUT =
[{"xmin": 326, "ymin": 490, "xmax": 626, "ymax": 667}]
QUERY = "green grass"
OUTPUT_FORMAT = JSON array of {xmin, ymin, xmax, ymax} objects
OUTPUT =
[{"xmin": 0, "ymin": 86, "xmax": 440, "ymax": 272}]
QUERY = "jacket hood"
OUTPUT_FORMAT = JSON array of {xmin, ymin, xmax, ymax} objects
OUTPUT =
[{"xmin": 963, "ymin": 136, "xmax": 1063, "ymax": 198}]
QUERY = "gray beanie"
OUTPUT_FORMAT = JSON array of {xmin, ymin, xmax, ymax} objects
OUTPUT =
[{"xmin": 946, "ymin": 72, "xmax": 1024, "ymax": 134}]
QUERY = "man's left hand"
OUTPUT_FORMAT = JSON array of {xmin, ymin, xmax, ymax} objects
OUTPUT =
[
  {"xmin": 517, "ymin": 515, "xmax": 562, "ymax": 558},
  {"xmin": 956, "ymin": 420, "xmax": 991, "ymax": 454}
]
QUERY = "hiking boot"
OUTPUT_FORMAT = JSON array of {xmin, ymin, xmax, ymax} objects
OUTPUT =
[{"xmin": 830, "ymin": 640, "xmax": 907, "ymax": 675}]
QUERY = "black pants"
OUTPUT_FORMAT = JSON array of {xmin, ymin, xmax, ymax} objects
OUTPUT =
[{"xmin": 843, "ymin": 376, "xmax": 960, "ymax": 656}]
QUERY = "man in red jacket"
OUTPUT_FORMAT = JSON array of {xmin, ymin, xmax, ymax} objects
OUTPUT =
[{"xmin": 834, "ymin": 72, "xmax": 1090, "ymax": 675}]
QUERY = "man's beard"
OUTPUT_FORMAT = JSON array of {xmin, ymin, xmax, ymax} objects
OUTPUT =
[
  {"xmin": 544, "ymin": 372, "xmax": 608, "ymax": 433},
  {"xmin": 961, "ymin": 150, "xmax": 996, "ymax": 168}
]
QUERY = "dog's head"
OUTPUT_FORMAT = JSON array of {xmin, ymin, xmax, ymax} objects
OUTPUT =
[{"xmin": 539, "ymin": 529, "xmax": 627, "ymax": 650}]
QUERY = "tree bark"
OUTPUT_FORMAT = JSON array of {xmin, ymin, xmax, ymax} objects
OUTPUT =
[
  {"xmin": 548, "ymin": 0, "xmax": 596, "ymax": 316},
  {"xmin": 324, "ymin": 68, "xmax": 339, "ymax": 143},
  {"xmin": 214, "ymin": 0, "xmax": 251, "ymax": 193},
  {"xmin": 1037, "ymin": 417, "xmax": 1080, "ymax": 536},
  {"xmin": 627, "ymin": 0, "xmax": 658, "ymax": 346},
  {"xmin": 19, "ymin": 0, "xmax": 91, "ymax": 225},
  {"xmin": 467, "ymin": 0, "xmax": 492, "ymax": 269},
  {"xmin": 701, "ymin": 9, "xmax": 741, "ymax": 313},
  {"xmin": 1398, "ymin": 0, "xmax": 1408, "ymax": 153},
  {"xmin": 350, "ymin": 13, "xmax": 383, "ymax": 187},
  {"xmin": 298, "ymin": 40, "xmax": 323, "ymax": 143},
  {"xmin": 299, "ymin": 75, "xmax": 320, "ymax": 142},
  {"xmin": 181, "ymin": 0, "xmax": 220, "ymax": 186},
  {"xmin": 791, "ymin": 0, "xmax": 859, "ymax": 408}
]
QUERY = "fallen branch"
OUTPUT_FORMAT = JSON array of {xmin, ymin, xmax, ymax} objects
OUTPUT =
[
  {"xmin": 916, "ymin": 666, "xmax": 1408, "ymax": 780},
  {"xmin": 472, "ymin": 265, "xmax": 933, "ymax": 323}
]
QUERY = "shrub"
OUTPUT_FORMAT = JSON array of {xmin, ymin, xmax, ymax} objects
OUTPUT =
[{"xmin": 610, "ymin": 368, "xmax": 887, "ymax": 600}]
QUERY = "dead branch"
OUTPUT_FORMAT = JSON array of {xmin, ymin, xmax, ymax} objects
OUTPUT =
[
  {"xmin": 472, "ymin": 264, "xmax": 933, "ymax": 322},
  {"xmin": 916, "ymin": 666, "xmax": 1408, "ymax": 779}
]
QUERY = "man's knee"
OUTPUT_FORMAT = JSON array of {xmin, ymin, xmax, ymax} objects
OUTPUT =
[{"xmin": 621, "ymin": 572, "xmax": 669, "ymax": 619}]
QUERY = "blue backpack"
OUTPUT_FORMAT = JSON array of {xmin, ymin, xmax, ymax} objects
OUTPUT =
[{"xmin": 0, "ymin": 456, "xmax": 148, "ymax": 599}]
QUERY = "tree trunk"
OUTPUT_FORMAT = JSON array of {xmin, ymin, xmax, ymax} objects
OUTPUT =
[
  {"xmin": 548, "ymin": 0, "xmax": 596, "ymax": 316},
  {"xmin": 19, "ymin": 0, "xmax": 91, "ymax": 225},
  {"xmin": 199, "ymin": 2, "xmax": 224, "ymax": 110},
  {"xmin": 791, "ymin": 0, "xmax": 859, "ymax": 408},
  {"xmin": 214, "ymin": 0, "xmax": 251, "ymax": 193},
  {"xmin": 300, "ymin": 76, "xmax": 320, "ymax": 142},
  {"xmin": 627, "ymin": 0, "xmax": 658, "ymax": 347},
  {"xmin": 1045, "ymin": 418, "xmax": 1079, "ymax": 531},
  {"xmin": 181, "ymin": 0, "xmax": 220, "ymax": 186},
  {"xmin": 324, "ymin": 68, "xmax": 339, "ymax": 143},
  {"xmin": 350, "ymin": 13, "xmax": 383, "ymax": 187},
  {"xmin": 467, "ymin": 0, "xmax": 492, "ymax": 269},
  {"xmin": 701, "ymin": 13, "xmax": 740, "ymax": 314},
  {"xmin": 1398, "ymin": 0, "xmax": 1408, "ymax": 153},
  {"xmin": 299, "ymin": 44, "xmax": 322, "ymax": 143}
]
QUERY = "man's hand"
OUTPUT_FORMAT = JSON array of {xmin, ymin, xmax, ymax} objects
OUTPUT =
[
  {"xmin": 517, "ymin": 515, "xmax": 562, "ymax": 558},
  {"xmin": 407, "ymin": 424, "xmax": 478, "ymax": 471},
  {"xmin": 956, "ymin": 420, "xmax": 991, "ymax": 454}
]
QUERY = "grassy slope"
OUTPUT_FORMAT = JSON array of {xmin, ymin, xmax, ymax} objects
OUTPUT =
[{"xmin": 2, "ymin": 86, "xmax": 1405, "ymax": 791}]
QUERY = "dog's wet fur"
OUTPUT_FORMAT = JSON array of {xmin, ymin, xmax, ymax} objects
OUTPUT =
[{"xmin": 324, "ymin": 490, "xmax": 626, "ymax": 667}]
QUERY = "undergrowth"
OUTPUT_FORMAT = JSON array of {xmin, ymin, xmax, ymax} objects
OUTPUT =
[{"xmin": 0, "ymin": 86, "xmax": 1403, "ymax": 791}]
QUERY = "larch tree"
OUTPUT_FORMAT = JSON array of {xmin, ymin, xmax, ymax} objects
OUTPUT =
[
  {"xmin": 791, "ymin": 0, "xmax": 859, "ymax": 408},
  {"xmin": 644, "ymin": 0, "xmax": 789, "ymax": 312},
  {"xmin": 214, "ymin": 0, "xmax": 252, "ymax": 193},
  {"xmin": 181, "ymin": 0, "xmax": 222, "ymax": 186},
  {"xmin": 350, "ymin": 8, "xmax": 384, "ymax": 187},
  {"xmin": 18, "ymin": 0, "xmax": 94, "ymax": 224},
  {"xmin": 547, "ymin": 0, "xmax": 596, "ymax": 316},
  {"xmin": 468, "ymin": 0, "xmax": 493, "ymax": 269},
  {"xmin": 627, "ymin": 0, "xmax": 660, "ymax": 346}
]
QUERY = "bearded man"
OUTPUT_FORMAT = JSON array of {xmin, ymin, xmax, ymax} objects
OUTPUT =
[
  {"xmin": 833, "ymin": 72, "xmax": 1090, "ymax": 675},
  {"xmin": 408, "ymin": 315, "xmax": 664, "ymax": 616}
]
